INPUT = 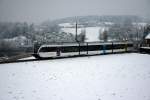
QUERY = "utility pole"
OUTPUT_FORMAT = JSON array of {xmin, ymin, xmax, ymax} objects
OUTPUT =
[{"xmin": 75, "ymin": 17, "xmax": 78, "ymax": 43}]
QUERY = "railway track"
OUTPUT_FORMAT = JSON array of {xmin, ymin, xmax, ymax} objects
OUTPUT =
[{"xmin": 0, "ymin": 51, "xmax": 134, "ymax": 64}]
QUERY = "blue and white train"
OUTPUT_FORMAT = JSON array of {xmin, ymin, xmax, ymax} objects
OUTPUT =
[{"xmin": 33, "ymin": 42, "xmax": 133, "ymax": 59}]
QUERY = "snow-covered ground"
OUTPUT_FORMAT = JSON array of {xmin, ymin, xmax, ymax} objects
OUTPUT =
[
  {"xmin": 0, "ymin": 53, "xmax": 150, "ymax": 100},
  {"xmin": 19, "ymin": 56, "xmax": 35, "ymax": 60},
  {"xmin": 61, "ymin": 27, "xmax": 107, "ymax": 42}
]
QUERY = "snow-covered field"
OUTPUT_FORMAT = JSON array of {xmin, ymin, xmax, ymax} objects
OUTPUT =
[
  {"xmin": 61, "ymin": 27, "xmax": 107, "ymax": 42},
  {"xmin": 0, "ymin": 53, "xmax": 150, "ymax": 100}
]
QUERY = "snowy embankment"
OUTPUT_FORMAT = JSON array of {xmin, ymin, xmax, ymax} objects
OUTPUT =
[{"xmin": 0, "ymin": 53, "xmax": 150, "ymax": 100}]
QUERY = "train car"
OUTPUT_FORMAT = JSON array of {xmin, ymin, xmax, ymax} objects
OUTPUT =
[{"xmin": 33, "ymin": 42, "xmax": 133, "ymax": 59}]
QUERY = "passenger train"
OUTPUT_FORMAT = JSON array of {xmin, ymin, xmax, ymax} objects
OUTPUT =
[{"xmin": 33, "ymin": 41, "xmax": 133, "ymax": 59}]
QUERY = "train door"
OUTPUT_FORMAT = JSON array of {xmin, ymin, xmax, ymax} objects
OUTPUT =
[
  {"xmin": 79, "ymin": 43, "xmax": 87, "ymax": 55},
  {"xmin": 103, "ymin": 44, "xmax": 106, "ymax": 54},
  {"xmin": 56, "ymin": 47, "xmax": 61, "ymax": 56}
]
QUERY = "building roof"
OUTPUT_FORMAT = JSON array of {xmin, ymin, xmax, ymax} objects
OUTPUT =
[{"xmin": 145, "ymin": 33, "xmax": 150, "ymax": 39}]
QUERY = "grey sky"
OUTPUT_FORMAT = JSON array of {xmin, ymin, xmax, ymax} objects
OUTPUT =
[{"xmin": 0, "ymin": 0, "xmax": 149, "ymax": 23}]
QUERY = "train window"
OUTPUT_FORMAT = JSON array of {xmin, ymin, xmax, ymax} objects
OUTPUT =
[
  {"xmin": 101, "ymin": 44, "xmax": 113, "ymax": 50},
  {"xmin": 113, "ymin": 44, "xmax": 125, "ymax": 49},
  {"xmin": 106, "ymin": 44, "xmax": 113, "ymax": 50},
  {"xmin": 61, "ymin": 46, "xmax": 79, "ymax": 53},
  {"xmin": 88, "ymin": 45, "xmax": 101, "ymax": 51},
  {"xmin": 128, "ymin": 43, "xmax": 133, "ymax": 47},
  {"xmin": 39, "ymin": 47, "xmax": 57, "ymax": 52},
  {"xmin": 80, "ymin": 45, "xmax": 88, "ymax": 52}
]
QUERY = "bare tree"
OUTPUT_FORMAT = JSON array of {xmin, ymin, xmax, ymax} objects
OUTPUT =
[
  {"xmin": 77, "ymin": 28, "xmax": 86, "ymax": 42},
  {"xmin": 99, "ymin": 29, "xmax": 108, "ymax": 42}
]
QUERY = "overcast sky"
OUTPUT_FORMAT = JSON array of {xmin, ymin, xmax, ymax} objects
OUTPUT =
[{"xmin": 0, "ymin": 0, "xmax": 149, "ymax": 23}]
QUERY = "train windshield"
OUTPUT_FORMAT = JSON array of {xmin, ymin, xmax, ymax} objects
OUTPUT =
[{"xmin": 39, "ymin": 47, "xmax": 57, "ymax": 52}]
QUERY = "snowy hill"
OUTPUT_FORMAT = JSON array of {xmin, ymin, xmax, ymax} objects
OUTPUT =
[
  {"xmin": 0, "ymin": 53, "xmax": 150, "ymax": 100},
  {"xmin": 61, "ymin": 27, "xmax": 107, "ymax": 42},
  {"xmin": 52, "ymin": 15, "xmax": 146, "ymax": 25}
]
